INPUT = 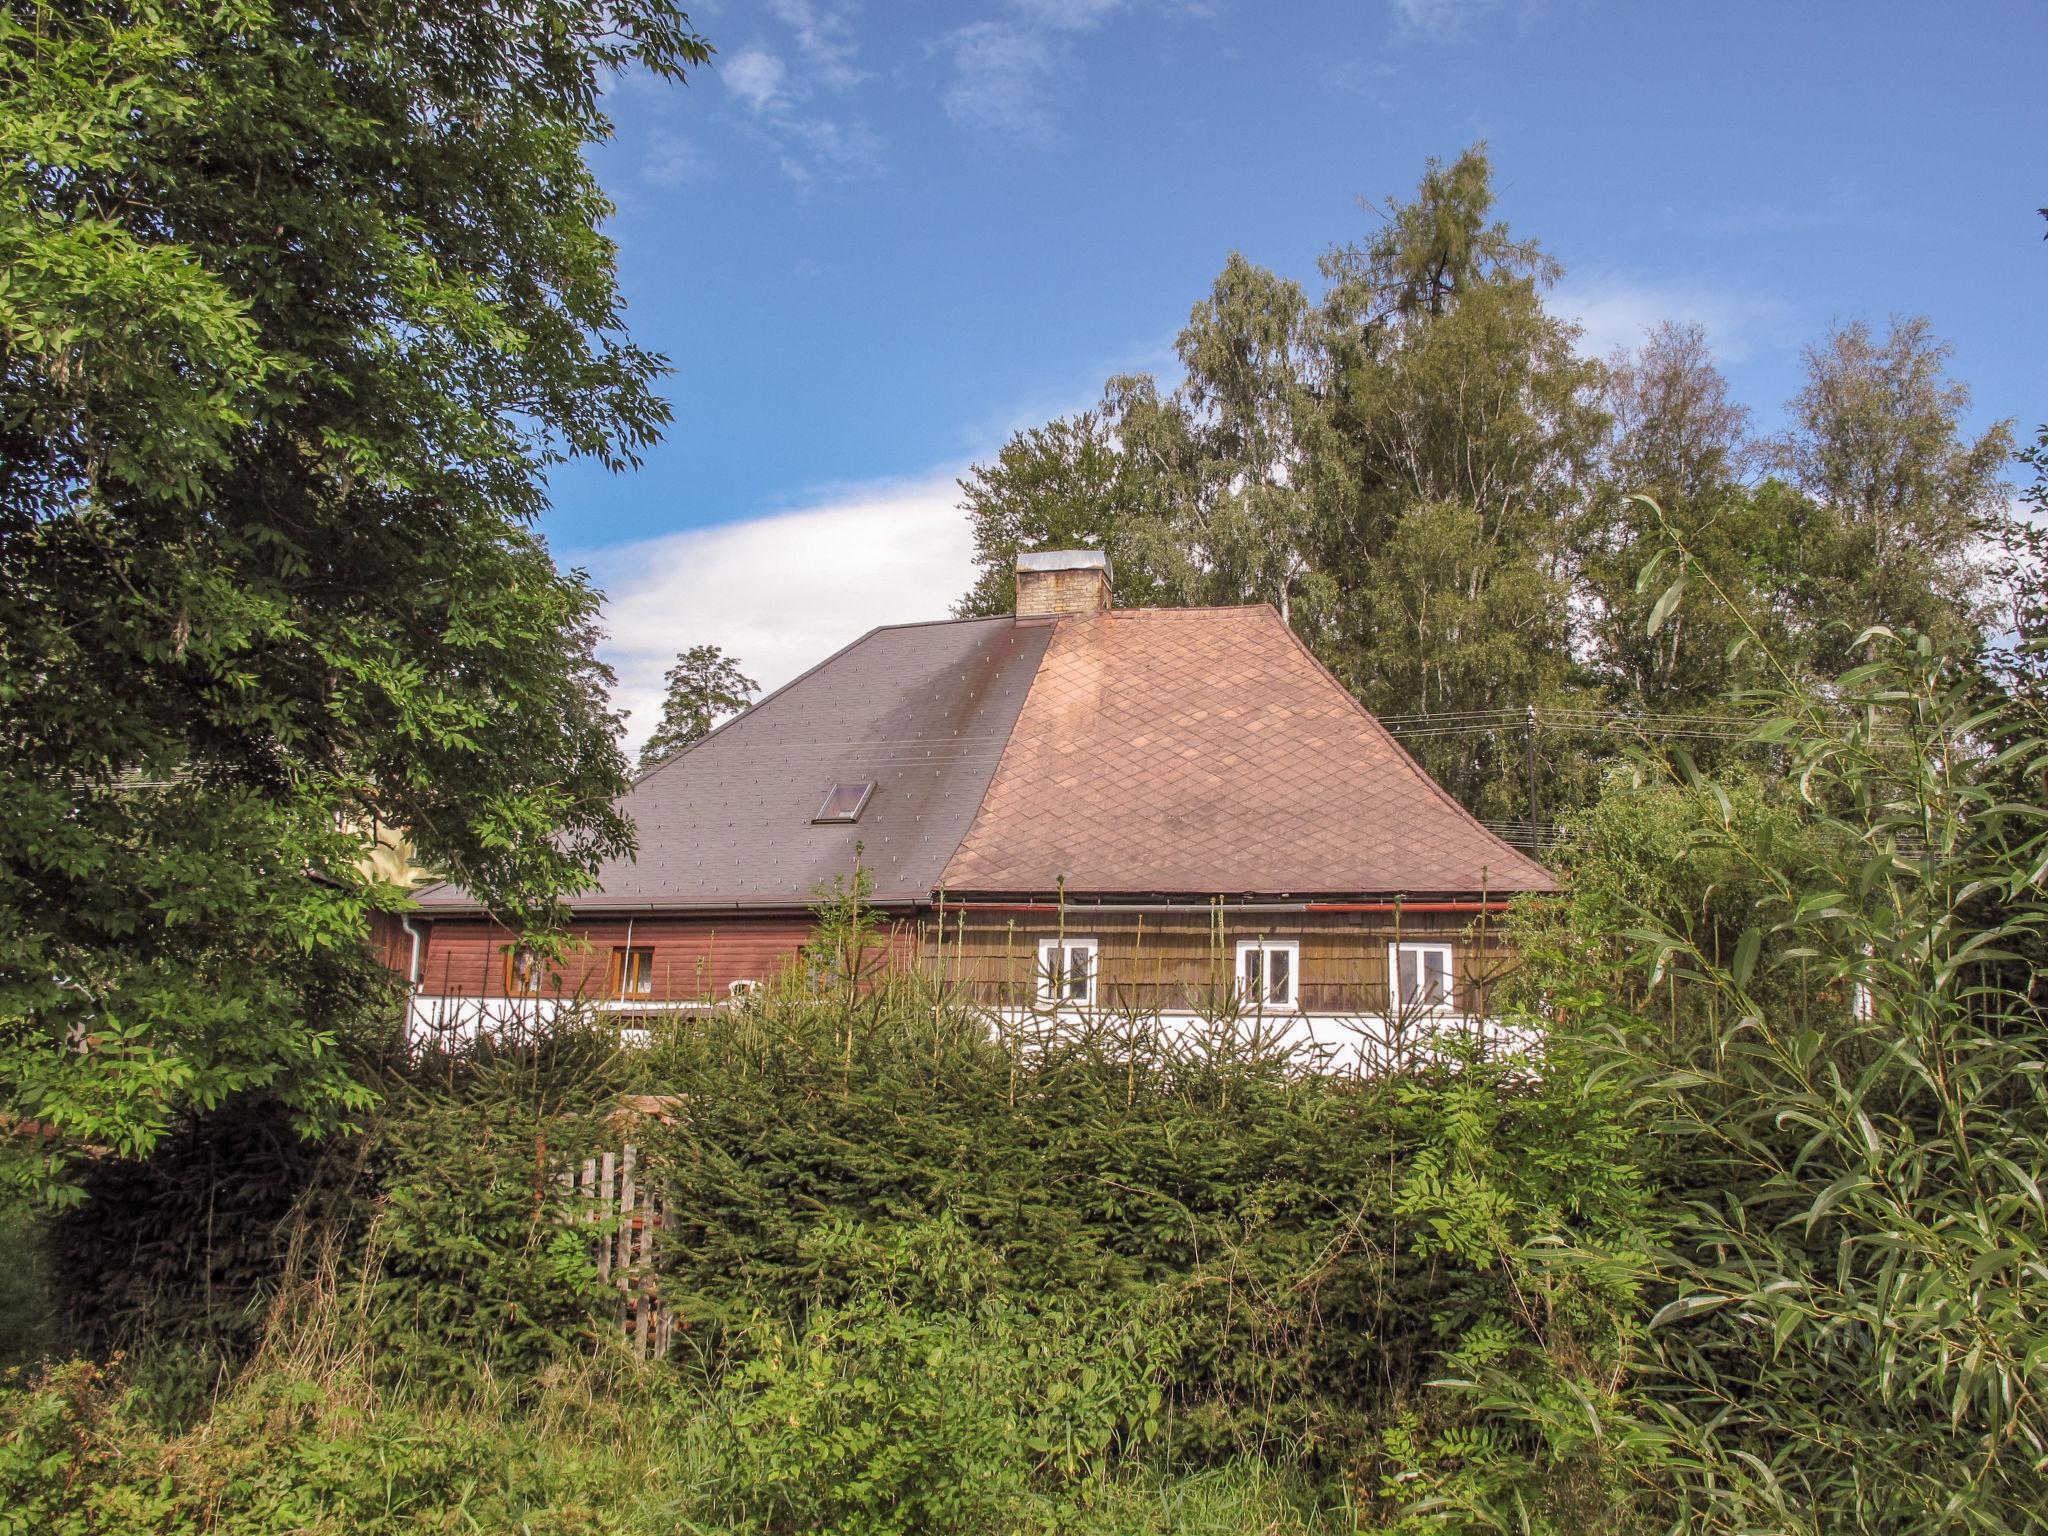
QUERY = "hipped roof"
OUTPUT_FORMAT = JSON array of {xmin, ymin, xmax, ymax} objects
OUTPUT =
[
  {"xmin": 415, "ymin": 604, "xmax": 1553, "ymax": 915},
  {"xmin": 939, "ymin": 606, "xmax": 1554, "ymax": 897}
]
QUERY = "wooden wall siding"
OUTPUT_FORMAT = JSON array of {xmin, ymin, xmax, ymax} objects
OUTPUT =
[
  {"xmin": 922, "ymin": 908, "xmax": 1517, "ymax": 1017},
  {"xmin": 413, "ymin": 915, "xmax": 920, "ymax": 1002},
  {"xmin": 367, "ymin": 911, "xmax": 415, "ymax": 977},
  {"xmin": 406, "ymin": 907, "xmax": 1516, "ymax": 1018}
]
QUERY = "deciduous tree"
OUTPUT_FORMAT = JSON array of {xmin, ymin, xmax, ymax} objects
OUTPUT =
[
  {"xmin": 640, "ymin": 645, "xmax": 759, "ymax": 767},
  {"xmin": 0, "ymin": 0, "xmax": 709, "ymax": 1195},
  {"xmin": 952, "ymin": 412, "xmax": 1182, "ymax": 617},
  {"xmin": 1776, "ymin": 316, "xmax": 2013, "ymax": 672}
]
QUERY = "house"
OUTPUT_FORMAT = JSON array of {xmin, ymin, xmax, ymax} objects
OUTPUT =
[{"xmin": 402, "ymin": 550, "xmax": 1556, "ymax": 1063}]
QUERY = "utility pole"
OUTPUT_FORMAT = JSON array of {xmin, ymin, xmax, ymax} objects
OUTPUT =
[{"xmin": 1525, "ymin": 705, "xmax": 1540, "ymax": 834}]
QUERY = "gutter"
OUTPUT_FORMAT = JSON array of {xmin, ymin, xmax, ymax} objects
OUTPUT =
[
  {"xmin": 409, "ymin": 898, "xmax": 928, "ymax": 918},
  {"xmin": 940, "ymin": 899, "xmax": 1513, "ymax": 914}
]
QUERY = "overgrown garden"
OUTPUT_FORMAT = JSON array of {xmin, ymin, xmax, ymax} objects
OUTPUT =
[
  {"xmin": 3, "ymin": 0, "xmax": 2045, "ymax": 1528},
  {"xmin": 6, "ymin": 625, "xmax": 2046, "ymax": 1531}
]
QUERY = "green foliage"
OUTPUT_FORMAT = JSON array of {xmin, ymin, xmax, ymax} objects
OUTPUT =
[
  {"xmin": 628, "ymin": 974, "xmax": 1648, "ymax": 1491},
  {"xmin": 357, "ymin": 1029, "xmax": 631, "ymax": 1393},
  {"xmin": 37, "ymin": 1026, "xmax": 637, "ymax": 1408},
  {"xmin": 1578, "ymin": 326, "xmax": 1802, "ymax": 718},
  {"xmin": 0, "ymin": 1353, "xmax": 1353, "ymax": 1535},
  {"xmin": 1776, "ymin": 317, "xmax": 2014, "ymax": 673},
  {"xmin": 708, "ymin": 1214, "xmax": 1182, "ymax": 1535},
  {"xmin": 638, "ymin": 644, "xmax": 759, "ymax": 767},
  {"xmin": 1360, "ymin": 1039, "xmax": 1653, "ymax": 1531},
  {"xmin": 1447, "ymin": 630, "xmax": 2048, "ymax": 1531},
  {"xmin": 0, "ymin": 1357, "xmax": 703, "ymax": 1536},
  {"xmin": 953, "ymin": 411, "xmax": 1185, "ymax": 617},
  {"xmin": 40, "ymin": 1093, "xmax": 338, "ymax": 1395},
  {"xmin": 0, "ymin": 0, "xmax": 711, "ymax": 1195},
  {"xmin": 0, "ymin": 1193, "xmax": 55, "ymax": 1374},
  {"xmin": 1981, "ymin": 421, "xmax": 2048, "ymax": 697},
  {"xmin": 1509, "ymin": 762, "xmax": 1828, "ymax": 1049}
]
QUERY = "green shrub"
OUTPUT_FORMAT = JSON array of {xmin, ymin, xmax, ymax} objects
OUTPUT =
[
  {"xmin": 1454, "ymin": 635, "xmax": 2048, "ymax": 1531},
  {"xmin": 359, "ymin": 1042, "xmax": 625, "ymax": 1393},
  {"xmin": 639, "ymin": 981, "xmax": 1397, "ymax": 1462},
  {"xmin": 0, "ymin": 1349, "xmax": 1352, "ymax": 1536},
  {"xmin": 0, "ymin": 1193, "xmax": 56, "ymax": 1374},
  {"xmin": 704, "ymin": 1214, "xmax": 1180, "ymax": 1534}
]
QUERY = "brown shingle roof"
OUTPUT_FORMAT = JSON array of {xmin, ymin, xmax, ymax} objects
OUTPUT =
[
  {"xmin": 416, "ymin": 616, "xmax": 1052, "ymax": 912},
  {"xmin": 938, "ymin": 605, "xmax": 1555, "ymax": 897}
]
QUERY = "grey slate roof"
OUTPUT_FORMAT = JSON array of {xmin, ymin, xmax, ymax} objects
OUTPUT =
[{"xmin": 414, "ymin": 616, "xmax": 1053, "ymax": 912}]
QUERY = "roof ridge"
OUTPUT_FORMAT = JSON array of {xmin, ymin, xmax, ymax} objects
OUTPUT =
[
  {"xmin": 628, "ymin": 615, "xmax": 1010, "ymax": 786},
  {"xmin": 1096, "ymin": 604, "xmax": 1273, "ymax": 619},
  {"xmin": 865, "ymin": 613, "xmax": 1014, "ymax": 634}
]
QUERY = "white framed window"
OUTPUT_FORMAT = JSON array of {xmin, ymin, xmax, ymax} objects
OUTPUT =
[
  {"xmin": 1389, "ymin": 942, "xmax": 1454, "ymax": 1012},
  {"xmin": 1235, "ymin": 938, "xmax": 1299, "ymax": 1012},
  {"xmin": 1035, "ymin": 936, "xmax": 1099, "ymax": 1007}
]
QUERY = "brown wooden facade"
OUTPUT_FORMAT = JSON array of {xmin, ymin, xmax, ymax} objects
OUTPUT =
[
  {"xmin": 924, "ymin": 904, "xmax": 1518, "ymax": 1017},
  {"xmin": 403, "ymin": 902, "xmax": 1517, "ymax": 1021},
  {"xmin": 411, "ymin": 913, "xmax": 918, "ymax": 1005}
]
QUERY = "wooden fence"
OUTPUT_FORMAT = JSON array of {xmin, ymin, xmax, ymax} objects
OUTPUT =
[{"xmin": 557, "ymin": 1143, "xmax": 674, "ymax": 1360}]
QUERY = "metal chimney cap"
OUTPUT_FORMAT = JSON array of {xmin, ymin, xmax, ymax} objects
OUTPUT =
[{"xmin": 1015, "ymin": 548, "xmax": 1112, "ymax": 576}]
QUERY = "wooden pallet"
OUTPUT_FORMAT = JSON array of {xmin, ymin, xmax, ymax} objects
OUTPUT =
[{"xmin": 558, "ymin": 1143, "xmax": 674, "ymax": 1360}]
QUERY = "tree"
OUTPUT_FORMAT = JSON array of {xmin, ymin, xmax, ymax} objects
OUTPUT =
[
  {"xmin": 0, "ymin": 0, "xmax": 710, "ymax": 1196},
  {"xmin": 1129, "ymin": 254, "xmax": 1336, "ymax": 630},
  {"xmin": 953, "ymin": 145, "xmax": 1610, "ymax": 819},
  {"xmin": 952, "ymin": 412, "xmax": 1184, "ymax": 618},
  {"xmin": 1580, "ymin": 324, "xmax": 1790, "ymax": 713},
  {"xmin": 1312, "ymin": 146, "xmax": 1607, "ymax": 816},
  {"xmin": 1489, "ymin": 636, "xmax": 2048, "ymax": 1531},
  {"xmin": 1776, "ymin": 316, "xmax": 2013, "ymax": 673},
  {"xmin": 1980, "ymin": 423, "xmax": 2048, "ymax": 700},
  {"xmin": 640, "ymin": 646, "xmax": 758, "ymax": 767},
  {"xmin": 1601, "ymin": 321, "xmax": 1752, "ymax": 508}
]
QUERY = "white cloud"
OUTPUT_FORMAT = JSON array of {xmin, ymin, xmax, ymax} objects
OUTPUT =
[
  {"xmin": 936, "ymin": 1, "xmax": 1213, "ymax": 145},
  {"xmin": 706, "ymin": 10, "xmax": 880, "ymax": 186},
  {"xmin": 723, "ymin": 48, "xmax": 790, "ymax": 113},
  {"xmin": 943, "ymin": 22, "xmax": 1064, "ymax": 143},
  {"xmin": 767, "ymin": 0, "xmax": 867, "ymax": 89},
  {"xmin": 787, "ymin": 114, "xmax": 884, "ymax": 179},
  {"xmin": 1553, "ymin": 274, "xmax": 1794, "ymax": 365},
  {"xmin": 581, "ymin": 478, "xmax": 976, "ymax": 755},
  {"xmin": 1010, "ymin": 0, "xmax": 1126, "ymax": 26},
  {"xmin": 1390, "ymin": 0, "xmax": 1554, "ymax": 38},
  {"xmin": 639, "ymin": 128, "xmax": 710, "ymax": 187},
  {"xmin": 1389, "ymin": 0, "xmax": 1498, "ymax": 33}
]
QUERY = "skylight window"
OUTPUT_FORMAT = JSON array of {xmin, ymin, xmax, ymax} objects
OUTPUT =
[{"xmin": 812, "ymin": 781, "xmax": 875, "ymax": 824}]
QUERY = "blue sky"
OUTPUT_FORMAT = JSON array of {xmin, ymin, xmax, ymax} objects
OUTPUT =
[{"xmin": 563, "ymin": 0, "xmax": 2047, "ymax": 746}]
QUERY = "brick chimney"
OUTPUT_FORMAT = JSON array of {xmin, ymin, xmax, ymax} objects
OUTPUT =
[{"xmin": 1015, "ymin": 549, "xmax": 1113, "ymax": 618}]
